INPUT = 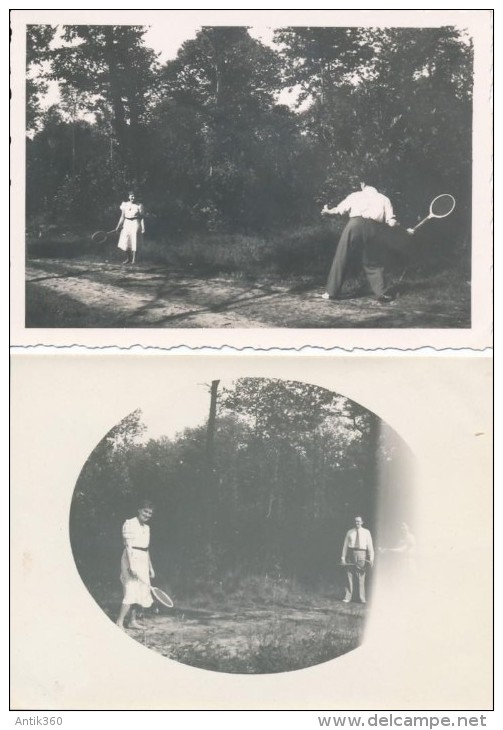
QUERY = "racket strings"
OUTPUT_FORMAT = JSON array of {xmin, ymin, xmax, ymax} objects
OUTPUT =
[
  {"xmin": 91, "ymin": 229, "xmax": 117, "ymax": 243},
  {"xmin": 151, "ymin": 586, "xmax": 174, "ymax": 608},
  {"xmin": 430, "ymin": 194, "xmax": 455, "ymax": 217}
]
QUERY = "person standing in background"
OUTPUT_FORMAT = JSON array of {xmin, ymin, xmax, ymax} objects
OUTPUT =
[
  {"xmin": 341, "ymin": 515, "xmax": 374, "ymax": 604},
  {"xmin": 378, "ymin": 522, "xmax": 416, "ymax": 578},
  {"xmin": 116, "ymin": 191, "xmax": 145, "ymax": 265}
]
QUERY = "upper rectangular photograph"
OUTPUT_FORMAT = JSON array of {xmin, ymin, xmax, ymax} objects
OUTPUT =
[{"xmin": 10, "ymin": 10, "xmax": 493, "ymax": 349}]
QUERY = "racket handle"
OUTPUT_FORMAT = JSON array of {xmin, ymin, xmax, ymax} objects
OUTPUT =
[{"xmin": 412, "ymin": 215, "xmax": 431, "ymax": 233}]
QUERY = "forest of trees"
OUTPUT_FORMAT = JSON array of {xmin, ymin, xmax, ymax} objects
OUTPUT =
[
  {"xmin": 69, "ymin": 378, "xmax": 413, "ymax": 604},
  {"xmin": 27, "ymin": 24, "xmax": 472, "ymax": 243}
]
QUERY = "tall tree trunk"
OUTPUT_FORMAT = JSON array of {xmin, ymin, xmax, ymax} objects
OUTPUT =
[
  {"xmin": 102, "ymin": 27, "xmax": 134, "ymax": 176},
  {"xmin": 206, "ymin": 379, "xmax": 220, "ymax": 469},
  {"xmin": 366, "ymin": 412, "xmax": 380, "ymax": 527},
  {"xmin": 71, "ymin": 120, "xmax": 76, "ymax": 176},
  {"xmin": 204, "ymin": 379, "xmax": 220, "ymax": 575}
]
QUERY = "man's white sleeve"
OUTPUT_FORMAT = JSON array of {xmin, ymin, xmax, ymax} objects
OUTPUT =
[
  {"xmin": 341, "ymin": 532, "xmax": 349, "ymax": 561},
  {"xmin": 368, "ymin": 531, "xmax": 375, "ymax": 562},
  {"xmin": 334, "ymin": 194, "xmax": 354, "ymax": 216},
  {"xmin": 384, "ymin": 196, "xmax": 397, "ymax": 226}
]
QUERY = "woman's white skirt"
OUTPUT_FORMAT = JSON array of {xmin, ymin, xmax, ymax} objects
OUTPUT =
[
  {"xmin": 120, "ymin": 549, "xmax": 153, "ymax": 607},
  {"xmin": 118, "ymin": 219, "xmax": 142, "ymax": 252}
]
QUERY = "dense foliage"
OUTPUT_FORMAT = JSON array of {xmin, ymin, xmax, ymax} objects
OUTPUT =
[{"xmin": 27, "ymin": 24, "xmax": 472, "ymax": 244}]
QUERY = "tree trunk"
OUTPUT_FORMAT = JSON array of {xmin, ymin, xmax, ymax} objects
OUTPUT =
[
  {"xmin": 206, "ymin": 379, "xmax": 220, "ymax": 469},
  {"xmin": 365, "ymin": 412, "xmax": 380, "ymax": 525},
  {"xmin": 102, "ymin": 27, "xmax": 134, "ymax": 176},
  {"xmin": 204, "ymin": 379, "xmax": 220, "ymax": 578}
]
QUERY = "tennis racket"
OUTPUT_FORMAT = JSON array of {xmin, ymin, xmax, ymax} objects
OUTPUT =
[
  {"xmin": 411, "ymin": 194, "xmax": 456, "ymax": 233},
  {"xmin": 339, "ymin": 559, "xmax": 372, "ymax": 570},
  {"xmin": 91, "ymin": 229, "xmax": 118, "ymax": 244},
  {"xmin": 150, "ymin": 586, "xmax": 174, "ymax": 609},
  {"xmin": 136, "ymin": 576, "xmax": 174, "ymax": 608}
]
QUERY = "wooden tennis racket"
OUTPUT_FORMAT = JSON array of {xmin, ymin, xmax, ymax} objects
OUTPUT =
[
  {"xmin": 135, "ymin": 575, "xmax": 174, "ymax": 609},
  {"xmin": 150, "ymin": 585, "xmax": 174, "ymax": 609},
  {"xmin": 91, "ymin": 229, "xmax": 118, "ymax": 244},
  {"xmin": 411, "ymin": 194, "xmax": 456, "ymax": 233}
]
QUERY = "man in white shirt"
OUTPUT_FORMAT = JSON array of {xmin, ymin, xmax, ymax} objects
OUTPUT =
[
  {"xmin": 321, "ymin": 177, "xmax": 402, "ymax": 303},
  {"xmin": 341, "ymin": 515, "xmax": 374, "ymax": 604}
]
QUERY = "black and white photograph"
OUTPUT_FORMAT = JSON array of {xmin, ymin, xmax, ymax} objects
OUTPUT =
[
  {"xmin": 11, "ymin": 355, "xmax": 492, "ymax": 710},
  {"xmin": 8, "ymin": 6, "xmax": 495, "ymax": 722},
  {"xmin": 69, "ymin": 376, "xmax": 413, "ymax": 674},
  {"xmin": 10, "ymin": 9, "xmax": 492, "ymax": 349}
]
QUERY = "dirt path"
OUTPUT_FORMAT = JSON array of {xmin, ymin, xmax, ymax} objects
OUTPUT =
[
  {"xmin": 26, "ymin": 258, "xmax": 470, "ymax": 328},
  {"xmin": 122, "ymin": 601, "xmax": 366, "ymax": 673}
]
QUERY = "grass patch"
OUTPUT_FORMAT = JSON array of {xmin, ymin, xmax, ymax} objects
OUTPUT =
[
  {"xmin": 137, "ymin": 223, "xmax": 341, "ymax": 280},
  {"xmin": 164, "ymin": 618, "xmax": 362, "ymax": 674},
  {"xmin": 27, "ymin": 221, "xmax": 463, "ymax": 285},
  {"xmin": 27, "ymin": 223, "xmax": 343, "ymax": 281}
]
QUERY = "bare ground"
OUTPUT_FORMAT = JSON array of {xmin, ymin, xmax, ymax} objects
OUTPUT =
[
  {"xmin": 25, "ymin": 257, "xmax": 470, "ymax": 329},
  {"xmin": 118, "ymin": 599, "xmax": 366, "ymax": 674}
]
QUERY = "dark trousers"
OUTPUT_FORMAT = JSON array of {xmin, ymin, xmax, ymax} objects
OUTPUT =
[{"xmin": 326, "ymin": 217, "xmax": 387, "ymax": 298}]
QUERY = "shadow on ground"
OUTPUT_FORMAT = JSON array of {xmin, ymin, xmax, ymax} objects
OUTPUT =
[{"xmin": 25, "ymin": 256, "xmax": 471, "ymax": 329}]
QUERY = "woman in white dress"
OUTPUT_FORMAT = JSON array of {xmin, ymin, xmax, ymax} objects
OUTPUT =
[
  {"xmin": 115, "ymin": 191, "xmax": 145, "ymax": 264},
  {"xmin": 116, "ymin": 500, "xmax": 155, "ymax": 630}
]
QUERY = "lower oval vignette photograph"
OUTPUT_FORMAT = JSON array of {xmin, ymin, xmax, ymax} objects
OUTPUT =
[{"xmin": 69, "ymin": 376, "xmax": 414, "ymax": 674}]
